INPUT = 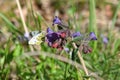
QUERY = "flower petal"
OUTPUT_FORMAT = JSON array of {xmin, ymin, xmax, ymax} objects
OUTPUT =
[
  {"xmin": 72, "ymin": 32, "xmax": 81, "ymax": 38},
  {"xmin": 46, "ymin": 32, "xmax": 60, "ymax": 43},
  {"xmin": 103, "ymin": 37, "xmax": 108, "ymax": 44},
  {"xmin": 47, "ymin": 27, "xmax": 53, "ymax": 34},
  {"xmin": 52, "ymin": 16, "xmax": 61, "ymax": 25},
  {"xmin": 89, "ymin": 32, "xmax": 97, "ymax": 40}
]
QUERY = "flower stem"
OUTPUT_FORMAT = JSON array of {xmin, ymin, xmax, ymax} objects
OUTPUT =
[
  {"xmin": 16, "ymin": 0, "xmax": 29, "ymax": 35},
  {"xmin": 16, "ymin": 0, "xmax": 33, "ymax": 51},
  {"xmin": 72, "ymin": 43, "xmax": 89, "ymax": 76}
]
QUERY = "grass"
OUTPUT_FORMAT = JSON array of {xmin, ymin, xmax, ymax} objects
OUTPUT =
[{"xmin": 0, "ymin": 0, "xmax": 120, "ymax": 80}]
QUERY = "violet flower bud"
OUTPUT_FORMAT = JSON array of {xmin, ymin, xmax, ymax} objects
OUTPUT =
[{"xmin": 89, "ymin": 32, "xmax": 97, "ymax": 40}]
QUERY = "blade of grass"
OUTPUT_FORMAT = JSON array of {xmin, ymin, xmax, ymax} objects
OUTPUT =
[
  {"xmin": 16, "ymin": 0, "xmax": 29, "ymax": 36},
  {"xmin": 89, "ymin": 0, "xmax": 97, "ymax": 52},
  {"xmin": 16, "ymin": 0, "xmax": 34, "ymax": 51},
  {"xmin": 29, "ymin": 0, "xmax": 39, "ymax": 30},
  {"xmin": 37, "ymin": 14, "xmax": 42, "ymax": 31},
  {"xmin": 89, "ymin": 0, "xmax": 97, "ymax": 33},
  {"xmin": 0, "ymin": 13, "xmax": 21, "ymax": 34},
  {"xmin": 109, "ymin": 1, "xmax": 120, "ymax": 42},
  {"xmin": 111, "ymin": 1, "xmax": 120, "ymax": 30}
]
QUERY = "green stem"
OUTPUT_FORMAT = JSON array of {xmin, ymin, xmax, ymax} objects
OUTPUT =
[
  {"xmin": 89, "ymin": 0, "xmax": 97, "ymax": 33},
  {"xmin": 89, "ymin": 0, "xmax": 97, "ymax": 51}
]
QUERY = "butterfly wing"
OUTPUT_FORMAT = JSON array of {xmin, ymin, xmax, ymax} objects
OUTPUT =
[
  {"xmin": 29, "ymin": 31, "xmax": 40, "ymax": 37},
  {"xmin": 28, "ymin": 31, "xmax": 45, "ymax": 45}
]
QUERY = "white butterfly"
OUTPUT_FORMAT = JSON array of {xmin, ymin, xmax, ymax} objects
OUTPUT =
[{"xmin": 28, "ymin": 31, "xmax": 46, "ymax": 45}]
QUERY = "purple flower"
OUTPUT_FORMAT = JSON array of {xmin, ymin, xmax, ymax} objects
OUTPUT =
[
  {"xmin": 89, "ymin": 32, "xmax": 97, "ymax": 40},
  {"xmin": 72, "ymin": 32, "xmax": 81, "ymax": 38},
  {"xmin": 46, "ymin": 27, "xmax": 60, "ymax": 43},
  {"xmin": 46, "ymin": 32, "xmax": 60, "ymax": 43},
  {"xmin": 47, "ymin": 27, "xmax": 53, "ymax": 34},
  {"xmin": 52, "ymin": 16, "xmax": 61, "ymax": 26},
  {"xmin": 103, "ymin": 37, "xmax": 108, "ymax": 44},
  {"xmin": 46, "ymin": 27, "xmax": 67, "ymax": 50},
  {"xmin": 101, "ymin": 34, "xmax": 109, "ymax": 44}
]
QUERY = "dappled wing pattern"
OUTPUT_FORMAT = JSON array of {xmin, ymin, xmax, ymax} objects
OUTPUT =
[{"xmin": 28, "ymin": 31, "xmax": 45, "ymax": 45}]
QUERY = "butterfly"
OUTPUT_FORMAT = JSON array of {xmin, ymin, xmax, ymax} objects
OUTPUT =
[
  {"xmin": 29, "ymin": 31, "xmax": 40, "ymax": 37},
  {"xmin": 28, "ymin": 31, "xmax": 46, "ymax": 45}
]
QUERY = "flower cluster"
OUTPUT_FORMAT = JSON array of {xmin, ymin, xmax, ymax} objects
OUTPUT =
[
  {"xmin": 45, "ymin": 16, "xmax": 97, "ymax": 54},
  {"xmin": 46, "ymin": 17, "xmax": 70, "ymax": 50},
  {"xmin": 46, "ymin": 27, "xmax": 67, "ymax": 50},
  {"xmin": 72, "ymin": 31, "xmax": 97, "ymax": 54},
  {"xmin": 19, "ymin": 16, "xmax": 109, "ymax": 54}
]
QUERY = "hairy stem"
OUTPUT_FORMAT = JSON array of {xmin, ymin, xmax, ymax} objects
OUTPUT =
[{"xmin": 72, "ymin": 43, "xmax": 89, "ymax": 76}]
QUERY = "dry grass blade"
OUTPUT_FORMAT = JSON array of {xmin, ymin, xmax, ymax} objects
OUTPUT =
[{"xmin": 16, "ymin": 0, "xmax": 29, "ymax": 35}]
